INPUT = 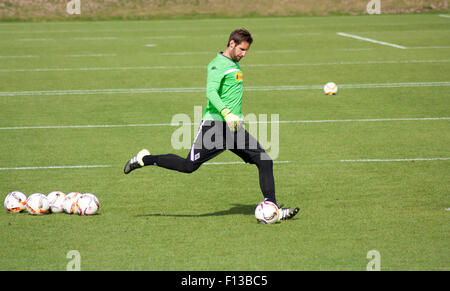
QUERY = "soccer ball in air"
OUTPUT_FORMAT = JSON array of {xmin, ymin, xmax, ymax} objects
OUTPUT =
[
  {"xmin": 47, "ymin": 191, "xmax": 66, "ymax": 213},
  {"xmin": 76, "ymin": 194, "xmax": 99, "ymax": 216},
  {"xmin": 4, "ymin": 191, "xmax": 27, "ymax": 213},
  {"xmin": 323, "ymin": 82, "xmax": 338, "ymax": 95},
  {"xmin": 63, "ymin": 192, "xmax": 82, "ymax": 214},
  {"xmin": 26, "ymin": 193, "xmax": 50, "ymax": 215},
  {"xmin": 255, "ymin": 200, "xmax": 279, "ymax": 224}
]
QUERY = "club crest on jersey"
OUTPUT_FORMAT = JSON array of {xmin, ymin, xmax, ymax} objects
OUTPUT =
[{"xmin": 235, "ymin": 72, "xmax": 243, "ymax": 82}]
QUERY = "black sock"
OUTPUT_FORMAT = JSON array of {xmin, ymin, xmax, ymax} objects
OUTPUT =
[
  {"xmin": 254, "ymin": 157, "xmax": 276, "ymax": 205},
  {"xmin": 143, "ymin": 154, "xmax": 199, "ymax": 173}
]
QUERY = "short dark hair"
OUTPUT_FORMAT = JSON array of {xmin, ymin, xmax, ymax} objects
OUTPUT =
[{"xmin": 227, "ymin": 28, "xmax": 253, "ymax": 47}]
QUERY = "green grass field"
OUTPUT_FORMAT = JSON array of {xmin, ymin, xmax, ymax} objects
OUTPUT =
[{"xmin": 0, "ymin": 14, "xmax": 449, "ymax": 271}]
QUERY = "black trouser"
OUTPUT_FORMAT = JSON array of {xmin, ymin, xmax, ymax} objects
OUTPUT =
[{"xmin": 142, "ymin": 120, "xmax": 276, "ymax": 204}]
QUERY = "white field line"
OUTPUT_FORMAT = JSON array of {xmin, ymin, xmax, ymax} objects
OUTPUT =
[
  {"xmin": 10, "ymin": 33, "xmax": 448, "ymax": 51},
  {"xmin": 1, "ymin": 117, "xmax": 448, "ymax": 131},
  {"xmin": 337, "ymin": 33, "xmax": 449, "ymax": 50},
  {"xmin": 0, "ymin": 165, "xmax": 112, "ymax": 171},
  {"xmin": 1, "ymin": 50, "xmax": 447, "ymax": 61},
  {"xmin": 0, "ymin": 51, "xmax": 446, "ymax": 60},
  {"xmin": 251, "ymin": 117, "xmax": 450, "ymax": 124},
  {"xmin": 0, "ymin": 81, "xmax": 449, "ymax": 97},
  {"xmin": 1, "ymin": 158, "xmax": 448, "ymax": 171},
  {"xmin": 17, "ymin": 38, "xmax": 54, "ymax": 41},
  {"xmin": 0, "ymin": 65, "xmax": 203, "ymax": 73},
  {"xmin": 281, "ymin": 33, "xmax": 321, "ymax": 36},
  {"xmin": 247, "ymin": 59, "xmax": 450, "ymax": 66},
  {"xmin": 439, "ymin": 14, "xmax": 450, "ymax": 18},
  {"xmin": 143, "ymin": 35, "xmax": 187, "ymax": 39},
  {"xmin": 65, "ymin": 54, "xmax": 117, "ymax": 57},
  {"xmin": 159, "ymin": 49, "xmax": 301, "ymax": 55},
  {"xmin": 0, "ymin": 20, "xmax": 445, "ymax": 33},
  {"xmin": 0, "ymin": 55, "xmax": 39, "ymax": 58},
  {"xmin": 1, "ymin": 59, "xmax": 448, "ymax": 73},
  {"xmin": 0, "ymin": 54, "xmax": 117, "ymax": 59},
  {"xmin": 72, "ymin": 37, "xmax": 117, "ymax": 40},
  {"xmin": 407, "ymin": 46, "xmax": 450, "ymax": 49},
  {"xmin": 0, "ymin": 31, "xmax": 322, "ymax": 37},
  {"xmin": 204, "ymin": 160, "xmax": 291, "ymax": 166},
  {"xmin": 0, "ymin": 161, "xmax": 289, "ymax": 171},
  {"xmin": 340, "ymin": 158, "xmax": 450, "ymax": 162},
  {"xmin": 337, "ymin": 32, "xmax": 407, "ymax": 49},
  {"xmin": 338, "ymin": 48, "xmax": 374, "ymax": 51},
  {"xmin": 17, "ymin": 37, "xmax": 118, "ymax": 41}
]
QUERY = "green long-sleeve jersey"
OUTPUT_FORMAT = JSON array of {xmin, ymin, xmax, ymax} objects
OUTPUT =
[{"xmin": 202, "ymin": 52, "xmax": 244, "ymax": 121}]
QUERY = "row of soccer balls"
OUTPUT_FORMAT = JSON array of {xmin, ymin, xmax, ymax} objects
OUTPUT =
[
  {"xmin": 5, "ymin": 190, "xmax": 274, "ymax": 221},
  {"xmin": 4, "ymin": 191, "xmax": 99, "ymax": 216}
]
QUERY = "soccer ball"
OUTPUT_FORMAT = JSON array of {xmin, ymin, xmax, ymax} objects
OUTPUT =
[
  {"xmin": 323, "ymin": 82, "xmax": 338, "ymax": 95},
  {"xmin": 4, "ymin": 191, "xmax": 27, "ymax": 213},
  {"xmin": 26, "ymin": 193, "xmax": 50, "ymax": 215},
  {"xmin": 82, "ymin": 193, "xmax": 99, "ymax": 209},
  {"xmin": 47, "ymin": 191, "xmax": 66, "ymax": 213},
  {"xmin": 76, "ymin": 194, "xmax": 99, "ymax": 216},
  {"xmin": 255, "ymin": 200, "xmax": 279, "ymax": 224},
  {"xmin": 63, "ymin": 192, "xmax": 82, "ymax": 214}
]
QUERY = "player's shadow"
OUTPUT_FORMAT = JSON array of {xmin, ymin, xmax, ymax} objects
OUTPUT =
[{"xmin": 136, "ymin": 203, "xmax": 255, "ymax": 218}]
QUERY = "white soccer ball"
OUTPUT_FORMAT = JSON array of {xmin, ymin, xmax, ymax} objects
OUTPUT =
[
  {"xmin": 323, "ymin": 82, "xmax": 338, "ymax": 95},
  {"xmin": 82, "ymin": 193, "xmax": 99, "ymax": 209},
  {"xmin": 4, "ymin": 191, "xmax": 27, "ymax": 213},
  {"xmin": 63, "ymin": 192, "xmax": 82, "ymax": 214},
  {"xmin": 26, "ymin": 193, "xmax": 50, "ymax": 215},
  {"xmin": 76, "ymin": 194, "xmax": 99, "ymax": 216},
  {"xmin": 47, "ymin": 191, "xmax": 66, "ymax": 213},
  {"xmin": 254, "ymin": 200, "xmax": 279, "ymax": 224}
]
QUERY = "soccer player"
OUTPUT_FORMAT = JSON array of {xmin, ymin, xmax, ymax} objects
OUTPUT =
[{"xmin": 124, "ymin": 28, "xmax": 299, "ymax": 222}]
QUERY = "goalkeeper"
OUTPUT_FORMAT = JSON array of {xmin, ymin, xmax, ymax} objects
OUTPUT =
[{"xmin": 124, "ymin": 29, "xmax": 299, "ymax": 221}]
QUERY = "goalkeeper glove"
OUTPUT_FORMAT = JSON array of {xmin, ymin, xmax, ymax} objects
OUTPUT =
[{"xmin": 221, "ymin": 108, "xmax": 241, "ymax": 132}]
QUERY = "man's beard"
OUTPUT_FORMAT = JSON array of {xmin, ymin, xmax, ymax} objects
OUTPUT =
[{"xmin": 230, "ymin": 49, "xmax": 241, "ymax": 62}]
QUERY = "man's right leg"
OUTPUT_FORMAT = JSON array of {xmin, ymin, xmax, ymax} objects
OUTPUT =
[
  {"xmin": 124, "ymin": 149, "xmax": 204, "ymax": 174},
  {"xmin": 142, "ymin": 153, "xmax": 200, "ymax": 173},
  {"xmin": 123, "ymin": 120, "xmax": 225, "ymax": 174}
]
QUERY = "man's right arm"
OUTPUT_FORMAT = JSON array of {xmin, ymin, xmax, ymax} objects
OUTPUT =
[
  {"xmin": 206, "ymin": 65, "xmax": 241, "ymax": 131},
  {"xmin": 206, "ymin": 65, "xmax": 227, "ymax": 113}
]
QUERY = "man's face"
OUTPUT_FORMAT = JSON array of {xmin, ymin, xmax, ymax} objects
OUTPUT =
[{"xmin": 229, "ymin": 40, "xmax": 250, "ymax": 62}]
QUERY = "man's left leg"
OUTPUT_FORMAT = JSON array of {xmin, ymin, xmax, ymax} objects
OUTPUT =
[{"xmin": 230, "ymin": 128, "xmax": 300, "ymax": 221}]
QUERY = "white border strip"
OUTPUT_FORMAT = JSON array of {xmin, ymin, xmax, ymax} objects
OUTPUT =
[
  {"xmin": 439, "ymin": 14, "xmax": 450, "ymax": 18},
  {"xmin": 337, "ymin": 32, "xmax": 407, "ymax": 49},
  {"xmin": 1, "ymin": 117, "xmax": 448, "ymax": 131},
  {"xmin": 0, "ymin": 165, "xmax": 112, "ymax": 171}
]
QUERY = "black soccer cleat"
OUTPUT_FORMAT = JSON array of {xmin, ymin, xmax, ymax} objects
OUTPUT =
[
  {"xmin": 278, "ymin": 206, "xmax": 300, "ymax": 221},
  {"xmin": 123, "ymin": 149, "xmax": 150, "ymax": 174}
]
